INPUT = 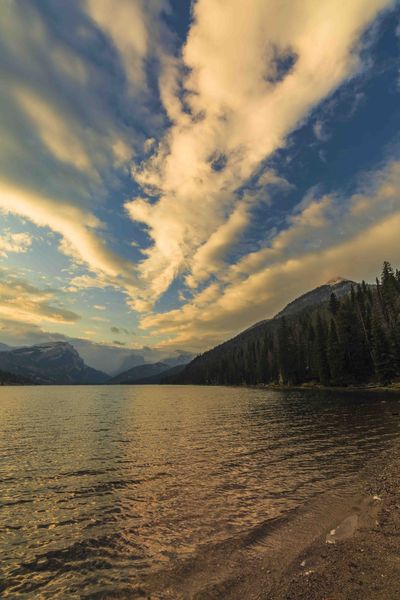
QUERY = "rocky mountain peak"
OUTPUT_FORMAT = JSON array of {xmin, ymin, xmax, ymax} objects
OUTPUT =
[{"xmin": 325, "ymin": 276, "xmax": 347, "ymax": 285}]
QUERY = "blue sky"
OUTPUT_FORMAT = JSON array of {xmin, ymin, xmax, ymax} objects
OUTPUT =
[{"xmin": 0, "ymin": 0, "xmax": 400, "ymax": 355}]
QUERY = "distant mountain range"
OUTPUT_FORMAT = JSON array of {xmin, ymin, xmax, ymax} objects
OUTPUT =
[
  {"xmin": 63, "ymin": 340, "xmax": 193, "ymax": 376},
  {"xmin": 0, "ymin": 342, "xmax": 108, "ymax": 385},
  {"xmin": 0, "ymin": 341, "xmax": 192, "ymax": 385},
  {"xmin": 109, "ymin": 361, "xmax": 186, "ymax": 384}
]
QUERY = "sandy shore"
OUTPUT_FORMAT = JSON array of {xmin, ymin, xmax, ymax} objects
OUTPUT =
[{"xmin": 142, "ymin": 432, "xmax": 400, "ymax": 599}]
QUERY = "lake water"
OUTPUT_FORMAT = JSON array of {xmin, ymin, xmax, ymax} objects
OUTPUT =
[{"xmin": 1, "ymin": 385, "xmax": 400, "ymax": 598}]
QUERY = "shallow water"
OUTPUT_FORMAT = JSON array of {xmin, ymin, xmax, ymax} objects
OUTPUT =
[{"xmin": 1, "ymin": 385, "xmax": 400, "ymax": 598}]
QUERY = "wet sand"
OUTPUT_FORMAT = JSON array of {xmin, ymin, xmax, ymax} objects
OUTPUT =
[{"xmin": 143, "ymin": 437, "xmax": 400, "ymax": 599}]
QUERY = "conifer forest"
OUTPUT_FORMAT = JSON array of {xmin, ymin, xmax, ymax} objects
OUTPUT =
[{"xmin": 172, "ymin": 262, "xmax": 400, "ymax": 387}]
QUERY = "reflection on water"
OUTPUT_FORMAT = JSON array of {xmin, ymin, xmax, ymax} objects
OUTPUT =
[{"xmin": 1, "ymin": 385, "xmax": 400, "ymax": 597}]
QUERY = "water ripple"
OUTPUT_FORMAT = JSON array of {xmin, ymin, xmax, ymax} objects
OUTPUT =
[{"xmin": 1, "ymin": 385, "xmax": 400, "ymax": 597}]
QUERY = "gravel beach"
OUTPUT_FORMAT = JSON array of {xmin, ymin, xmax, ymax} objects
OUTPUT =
[{"xmin": 274, "ymin": 442, "xmax": 400, "ymax": 600}]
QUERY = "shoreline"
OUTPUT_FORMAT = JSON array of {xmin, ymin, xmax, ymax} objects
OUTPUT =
[
  {"xmin": 254, "ymin": 382, "xmax": 400, "ymax": 395},
  {"xmin": 142, "ymin": 426, "xmax": 400, "ymax": 599},
  {"xmin": 273, "ymin": 439, "xmax": 400, "ymax": 600},
  {"xmin": 2, "ymin": 380, "xmax": 400, "ymax": 393}
]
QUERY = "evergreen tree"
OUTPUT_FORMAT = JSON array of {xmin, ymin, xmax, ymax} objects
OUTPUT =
[
  {"xmin": 381, "ymin": 261, "xmax": 399, "ymax": 323},
  {"xmin": 327, "ymin": 320, "xmax": 345, "ymax": 385},
  {"xmin": 173, "ymin": 261, "xmax": 400, "ymax": 388},
  {"xmin": 315, "ymin": 315, "xmax": 330, "ymax": 384},
  {"xmin": 307, "ymin": 322, "xmax": 318, "ymax": 380},
  {"xmin": 278, "ymin": 317, "xmax": 298, "ymax": 384},
  {"xmin": 371, "ymin": 314, "xmax": 395, "ymax": 385},
  {"xmin": 337, "ymin": 298, "xmax": 370, "ymax": 382},
  {"xmin": 329, "ymin": 292, "xmax": 340, "ymax": 315},
  {"xmin": 390, "ymin": 318, "xmax": 400, "ymax": 376}
]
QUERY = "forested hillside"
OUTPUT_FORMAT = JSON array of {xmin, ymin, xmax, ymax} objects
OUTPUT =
[
  {"xmin": 0, "ymin": 369, "xmax": 32, "ymax": 385},
  {"xmin": 170, "ymin": 262, "xmax": 400, "ymax": 387}
]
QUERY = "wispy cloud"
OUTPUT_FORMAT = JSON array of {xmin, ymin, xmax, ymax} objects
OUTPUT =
[
  {"xmin": 0, "ymin": 269, "xmax": 80, "ymax": 325},
  {"xmin": 0, "ymin": 181, "xmax": 134, "ymax": 282},
  {"xmin": 126, "ymin": 0, "xmax": 394, "ymax": 310},
  {"xmin": 0, "ymin": 0, "xmax": 398, "ymax": 353},
  {"xmin": 140, "ymin": 159, "xmax": 400, "ymax": 350}
]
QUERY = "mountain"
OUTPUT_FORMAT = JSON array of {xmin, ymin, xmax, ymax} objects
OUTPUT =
[
  {"xmin": 66, "ymin": 340, "xmax": 145, "ymax": 375},
  {"xmin": 0, "ymin": 369, "xmax": 33, "ymax": 385},
  {"xmin": 112, "ymin": 352, "xmax": 148, "ymax": 376},
  {"xmin": 0, "ymin": 337, "xmax": 195, "ymax": 377},
  {"xmin": 111, "ymin": 349, "xmax": 194, "ymax": 377},
  {"xmin": 162, "ymin": 352, "xmax": 194, "ymax": 368},
  {"xmin": 0, "ymin": 342, "xmax": 108, "ymax": 384},
  {"xmin": 275, "ymin": 277, "xmax": 355, "ymax": 319},
  {"xmin": 167, "ymin": 271, "xmax": 398, "ymax": 387},
  {"xmin": 0, "ymin": 342, "xmax": 13, "ymax": 352},
  {"xmin": 109, "ymin": 362, "xmax": 170, "ymax": 384},
  {"xmin": 114, "ymin": 364, "xmax": 187, "ymax": 385}
]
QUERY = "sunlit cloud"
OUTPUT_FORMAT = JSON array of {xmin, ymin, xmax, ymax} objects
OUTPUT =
[
  {"xmin": 140, "ymin": 160, "xmax": 400, "ymax": 350},
  {"xmin": 126, "ymin": 0, "xmax": 394, "ymax": 309},
  {"xmin": 0, "ymin": 231, "xmax": 32, "ymax": 258},
  {"xmin": 85, "ymin": 0, "xmax": 170, "ymax": 92},
  {"xmin": 0, "ymin": 181, "xmax": 134, "ymax": 281},
  {"xmin": 0, "ymin": 269, "xmax": 80, "ymax": 326},
  {"xmin": 0, "ymin": 0, "xmax": 398, "ymax": 353}
]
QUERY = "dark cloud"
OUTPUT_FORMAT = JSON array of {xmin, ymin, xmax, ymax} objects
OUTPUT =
[{"xmin": 110, "ymin": 326, "xmax": 131, "ymax": 335}]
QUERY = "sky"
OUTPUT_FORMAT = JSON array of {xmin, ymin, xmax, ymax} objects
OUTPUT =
[{"xmin": 0, "ymin": 0, "xmax": 400, "ymax": 357}]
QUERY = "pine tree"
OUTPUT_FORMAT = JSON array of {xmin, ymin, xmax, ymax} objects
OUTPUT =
[
  {"xmin": 307, "ymin": 322, "xmax": 318, "ymax": 380},
  {"xmin": 329, "ymin": 292, "xmax": 340, "ymax": 315},
  {"xmin": 381, "ymin": 261, "xmax": 399, "ymax": 323},
  {"xmin": 390, "ymin": 317, "xmax": 400, "ymax": 377},
  {"xmin": 278, "ymin": 317, "xmax": 298, "ymax": 384},
  {"xmin": 337, "ymin": 298, "xmax": 370, "ymax": 382},
  {"xmin": 316, "ymin": 315, "xmax": 330, "ymax": 384},
  {"xmin": 327, "ymin": 320, "xmax": 345, "ymax": 385},
  {"xmin": 371, "ymin": 313, "xmax": 395, "ymax": 385},
  {"xmin": 173, "ymin": 260, "xmax": 400, "ymax": 388}
]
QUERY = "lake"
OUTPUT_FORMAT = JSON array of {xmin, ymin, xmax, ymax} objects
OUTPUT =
[{"xmin": 1, "ymin": 385, "xmax": 400, "ymax": 598}]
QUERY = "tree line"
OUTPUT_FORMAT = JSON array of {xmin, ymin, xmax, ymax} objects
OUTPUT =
[{"xmin": 172, "ymin": 262, "xmax": 400, "ymax": 387}]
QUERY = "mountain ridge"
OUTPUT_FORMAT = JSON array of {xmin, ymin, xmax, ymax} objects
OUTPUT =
[
  {"xmin": 166, "ymin": 267, "xmax": 399, "ymax": 387},
  {"xmin": 0, "ymin": 342, "xmax": 108, "ymax": 384}
]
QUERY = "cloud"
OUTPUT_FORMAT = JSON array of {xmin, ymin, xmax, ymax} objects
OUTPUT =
[
  {"xmin": 139, "ymin": 159, "xmax": 400, "ymax": 350},
  {"xmin": 13, "ymin": 87, "xmax": 93, "ymax": 173},
  {"xmin": 126, "ymin": 0, "xmax": 394, "ymax": 309},
  {"xmin": 313, "ymin": 119, "xmax": 330, "ymax": 142},
  {"xmin": 85, "ymin": 0, "xmax": 170, "ymax": 92},
  {"xmin": 0, "ymin": 231, "xmax": 32, "ymax": 257},
  {"xmin": 0, "ymin": 0, "xmax": 137, "ymax": 185},
  {"xmin": 0, "ymin": 269, "xmax": 80, "ymax": 326},
  {"xmin": 91, "ymin": 316, "xmax": 108, "ymax": 322},
  {"xmin": 110, "ymin": 326, "xmax": 130, "ymax": 335},
  {"xmin": 0, "ymin": 180, "xmax": 136, "ymax": 284},
  {"xmin": 0, "ymin": 0, "xmax": 397, "ymax": 355}
]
